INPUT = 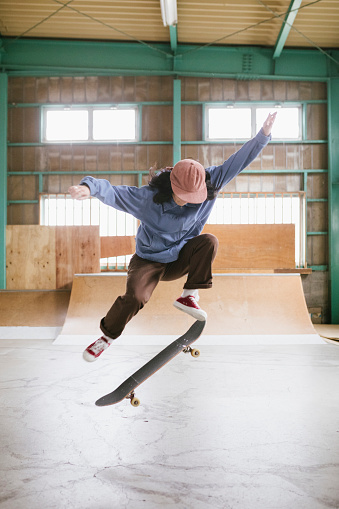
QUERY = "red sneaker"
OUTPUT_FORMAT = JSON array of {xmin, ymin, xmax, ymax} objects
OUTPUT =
[
  {"xmin": 173, "ymin": 295, "xmax": 207, "ymax": 321},
  {"xmin": 83, "ymin": 337, "xmax": 112, "ymax": 362}
]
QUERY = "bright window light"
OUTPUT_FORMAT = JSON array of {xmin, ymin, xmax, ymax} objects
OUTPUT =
[
  {"xmin": 40, "ymin": 194, "xmax": 138, "ymax": 270},
  {"xmin": 205, "ymin": 104, "xmax": 302, "ymax": 141},
  {"xmin": 42, "ymin": 106, "xmax": 138, "ymax": 143},
  {"xmin": 40, "ymin": 194, "xmax": 138, "ymax": 235},
  {"xmin": 93, "ymin": 109, "xmax": 137, "ymax": 141},
  {"xmin": 255, "ymin": 107, "xmax": 301, "ymax": 139},
  {"xmin": 207, "ymin": 192, "xmax": 306, "ymax": 267},
  {"xmin": 40, "ymin": 190, "xmax": 306, "ymax": 269},
  {"xmin": 207, "ymin": 107, "xmax": 251, "ymax": 140},
  {"xmin": 45, "ymin": 110, "xmax": 89, "ymax": 141}
]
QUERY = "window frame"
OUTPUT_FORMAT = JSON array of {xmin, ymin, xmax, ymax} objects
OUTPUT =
[
  {"xmin": 39, "ymin": 190, "xmax": 306, "ymax": 270},
  {"xmin": 41, "ymin": 104, "xmax": 139, "ymax": 143},
  {"xmin": 204, "ymin": 103, "xmax": 303, "ymax": 142}
]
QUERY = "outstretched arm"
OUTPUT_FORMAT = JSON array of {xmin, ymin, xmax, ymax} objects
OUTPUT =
[
  {"xmin": 208, "ymin": 112, "xmax": 277, "ymax": 190},
  {"xmin": 68, "ymin": 177, "xmax": 150, "ymax": 221}
]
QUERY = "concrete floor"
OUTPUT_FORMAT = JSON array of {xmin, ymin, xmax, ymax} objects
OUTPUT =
[{"xmin": 0, "ymin": 336, "xmax": 339, "ymax": 509}]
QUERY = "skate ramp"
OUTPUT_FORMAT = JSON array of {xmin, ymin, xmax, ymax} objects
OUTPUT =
[
  {"xmin": 314, "ymin": 324, "xmax": 339, "ymax": 344},
  {"xmin": 54, "ymin": 273, "xmax": 322, "ymax": 345}
]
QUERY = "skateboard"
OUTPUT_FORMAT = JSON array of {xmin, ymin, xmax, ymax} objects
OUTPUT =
[{"xmin": 95, "ymin": 319, "xmax": 206, "ymax": 407}]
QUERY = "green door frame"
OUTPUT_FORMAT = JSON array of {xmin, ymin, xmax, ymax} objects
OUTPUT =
[
  {"xmin": 0, "ymin": 73, "xmax": 7, "ymax": 290},
  {"xmin": 328, "ymin": 78, "xmax": 339, "ymax": 323}
]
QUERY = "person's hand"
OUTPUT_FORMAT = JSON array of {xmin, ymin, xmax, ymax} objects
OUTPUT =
[
  {"xmin": 68, "ymin": 185, "xmax": 90, "ymax": 200},
  {"xmin": 262, "ymin": 112, "xmax": 277, "ymax": 136}
]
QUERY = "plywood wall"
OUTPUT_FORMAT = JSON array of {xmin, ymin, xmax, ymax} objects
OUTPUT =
[
  {"xmin": 55, "ymin": 226, "xmax": 101, "ymax": 289},
  {"xmin": 202, "ymin": 224, "xmax": 295, "ymax": 270},
  {"xmin": 6, "ymin": 225, "xmax": 56, "ymax": 289},
  {"xmin": 100, "ymin": 224, "xmax": 295, "ymax": 271},
  {"xmin": 6, "ymin": 225, "xmax": 100, "ymax": 290}
]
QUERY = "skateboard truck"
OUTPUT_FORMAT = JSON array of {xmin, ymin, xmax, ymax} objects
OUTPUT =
[
  {"xmin": 182, "ymin": 346, "xmax": 200, "ymax": 357},
  {"xmin": 126, "ymin": 391, "xmax": 141, "ymax": 407}
]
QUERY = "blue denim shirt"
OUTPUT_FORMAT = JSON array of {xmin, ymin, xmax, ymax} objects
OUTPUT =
[{"xmin": 81, "ymin": 129, "xmax": 270, "ymax": 263}]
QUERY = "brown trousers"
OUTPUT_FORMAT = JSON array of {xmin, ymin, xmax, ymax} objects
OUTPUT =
[{"xmin": 100, "ymin": 233, "xmax": 219, "ymax": 339}]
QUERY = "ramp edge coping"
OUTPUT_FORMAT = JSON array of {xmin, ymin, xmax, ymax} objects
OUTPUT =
[{"xmin": 74, "ymin": 273, "xmax": 301, "ymax": 277}]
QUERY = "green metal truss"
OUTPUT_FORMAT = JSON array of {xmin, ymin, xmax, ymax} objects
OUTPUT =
[
  {"xmin": 0, "ymin": 37, "xmax": 338, "ymax": 79},
  {"xmin": 169, "ymin": 26, "xmax": 178, "ymax": 54},
  {"xmin": 273, "ymin": 0, "xmax": 302, "ymax": 59}
]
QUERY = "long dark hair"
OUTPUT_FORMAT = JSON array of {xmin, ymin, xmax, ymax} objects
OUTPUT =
[{"xmin": 148, "ymin": 164, "xmax": 218, "ymax": 205}]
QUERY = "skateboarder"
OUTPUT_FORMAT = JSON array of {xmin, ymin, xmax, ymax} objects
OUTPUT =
[{"xmin": 69, "ymin": 112, "xmax": 277, "ymax": 362}]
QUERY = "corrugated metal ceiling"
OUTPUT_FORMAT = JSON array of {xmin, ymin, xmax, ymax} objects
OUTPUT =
[{"xmin": 0, "ymin": 0, "xmax": 338, "ymax": 50}]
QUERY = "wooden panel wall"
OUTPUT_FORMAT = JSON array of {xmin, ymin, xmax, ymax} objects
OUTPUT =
[
  {"xmin": 6, "ymin": 225, "xmax": 56, "ymax": 290},
  {"xmin": 55, "ymin": 226, "xmax": 101, "ymax": 289},
  {"xmin": 202, "ymin": 224, "xmax": 295, "ymax": 270},
  {"xmin": 100, "ymin": 235, "xmax": 135, "ymax": 259},
  {"xmin": 6, "ymin": 225, "xmax": 100, "ymax": 290},
  {"xmin": 99, "ymin": 224, "xmax": 295, "ymax": 271}
]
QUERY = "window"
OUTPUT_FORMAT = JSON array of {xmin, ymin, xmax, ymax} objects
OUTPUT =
[
  {"xmin": 40, "ymin": 194, "xmax": 138, "ymax": 270},
  {"xmin": 205, "ymin": 104, "xmax": 302, "ymax": 141},
  {"xmin": 207, "ymin": 107, "xmax": 251, "ymax": 140},
  {"xmin": 207, "ymin": 192, "xmax": 306, "ymax": 267},
  {"xmin": 45, "ymin": 109, "xmax": 89, "ymax": 141},
  {"xmin": 92, "ymin": 109, "xmax": 137, "ymax": 141},
  {"xmin": 40, "ymin": 191, "xmax": 306, "ymax": 270},
  {"xmin": 42, "ymin": 106, "xmax": 138, "ymax": 143},
  {"xmin": 255, "ymin": 107, "xmax": 301, "ymax": 139}
]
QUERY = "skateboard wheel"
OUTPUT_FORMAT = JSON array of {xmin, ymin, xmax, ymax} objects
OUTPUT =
[
  {"xmin": 131, "ymin": 397, "xmax": 140, "ymax": 407},
  {"xmin": 191, "ymin": 348, "xmax": 200, "ymax": 357}
]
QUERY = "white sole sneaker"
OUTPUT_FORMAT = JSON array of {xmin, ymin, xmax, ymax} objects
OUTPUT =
[
  {"xmin": 82, "ymin": 337, "xmax": 112, "ymax": 362},
  {"xmin": 83, "ymin": 350, "xmax": 97, "ymax": 362},
  {"xmin": 173, "ymin": 300, "xmax": 207, "ymax": 321}
]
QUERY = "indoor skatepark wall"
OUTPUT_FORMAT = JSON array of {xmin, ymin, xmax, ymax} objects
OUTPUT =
[{"xmin": 54, "ymin": 273, "xmax": 321, "ymax": 346}]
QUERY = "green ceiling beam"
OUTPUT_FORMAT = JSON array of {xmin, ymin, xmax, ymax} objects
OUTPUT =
[
  {"xmin": 273, "ymin": 0, "xmax": 302, "ymax": 59},
  {"xmin": 0, "ymin": 37, "xmax": 336, "ymax": 80}
]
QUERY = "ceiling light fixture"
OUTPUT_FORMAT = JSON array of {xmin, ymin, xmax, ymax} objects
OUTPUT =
[{"xmin": 160, "ymin": 0, "xmax": 177, "ymax": 26}]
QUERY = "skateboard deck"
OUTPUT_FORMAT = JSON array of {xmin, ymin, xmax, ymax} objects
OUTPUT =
[{"xmin": 95, "ymin": 319, "xmax": 206, "ymax": 407}]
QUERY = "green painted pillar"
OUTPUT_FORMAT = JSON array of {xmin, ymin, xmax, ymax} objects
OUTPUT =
[
  {"xmin": 173, "ymin": 78, "xmax": 181, "ymax": 165},
  {"xmin": 0, "ymin": 73, "xmax": 7, "ymax": 290},
  {"xmin": 328, "ymin": 77, "xmax": 339, "ymax": 323}
]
